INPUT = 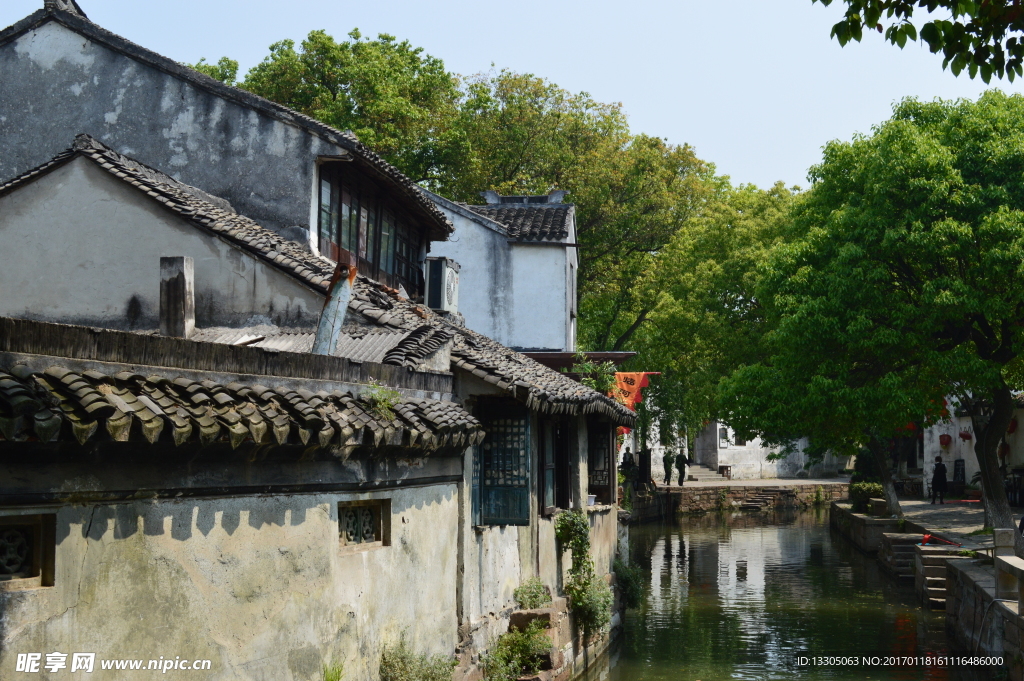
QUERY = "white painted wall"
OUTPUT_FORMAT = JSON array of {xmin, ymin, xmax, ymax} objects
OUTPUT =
[
  {"xmin": 695, "ymin": 421, "xmax": 851, "ymax": 480},
  {"xmin": 429, "ymin": 199, "xmax": 574, "ymax": 352},
  {"xmin": 0, "ymin": 157, "xmax": 322, "ymax": 330}
]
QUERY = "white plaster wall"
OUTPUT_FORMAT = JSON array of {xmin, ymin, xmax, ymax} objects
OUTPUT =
[
  {"xmin": 0, "ymin": 486, "xmax": 459, "ymax": 681},
  {"xmin": 429, "ymin": 209, "xmax": 513, "ymax": 344},
  {"xmin": 510, "ymin": 245, "xmax": 569, "ymax": 351},
  {"xmin": 0, "ymin": 157, "xmax": 322, "ymax": 329},
  {"xmin": 697, "ymin": 422, "xmax": 849, "ymax": 480}
]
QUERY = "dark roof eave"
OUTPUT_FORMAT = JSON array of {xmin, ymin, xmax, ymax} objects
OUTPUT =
[{"xmin": 0, "ymin": 8, "xmax": 454, "ymax": 240}]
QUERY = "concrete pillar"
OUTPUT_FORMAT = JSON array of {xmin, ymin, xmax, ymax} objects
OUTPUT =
[{"xmin": 159, "ymin": 257, "xmax": 194, "ymax": 338}]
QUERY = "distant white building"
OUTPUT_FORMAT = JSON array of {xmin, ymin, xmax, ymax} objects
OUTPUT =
[{"xmin": 694, "ymin": 421, "xmax": 851, "ymax": 480}]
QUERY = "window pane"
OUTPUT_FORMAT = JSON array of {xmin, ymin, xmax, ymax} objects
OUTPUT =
[
  {"xmin": 366, "ymin": 201, "xmax": 379, "ymax": 267},
  {"xmin": 544, "ymin": 469, "xmax": 555, "ymax": 510},
  {"xmin": 381, "ymin": 210, "xmax": 395, "ymax": 274},
  {"xmin": 341, "ymin": 186, "xmax": 353, "ymax": 252},
  {"xmin": 319, "ymin": 178, "xmax": 332, "ymax": 253},
  {"xmin": 358, "ymin": 206, "xmax": 369, "ymax": 260}
]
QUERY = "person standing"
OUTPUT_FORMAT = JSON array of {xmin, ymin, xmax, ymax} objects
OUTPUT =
[{"xmin": 931, "ymin": 456, "xmax": 948, "ymax": 505}]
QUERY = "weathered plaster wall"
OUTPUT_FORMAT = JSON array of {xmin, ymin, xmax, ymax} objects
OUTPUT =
[
  {"xmin": 510, "ymin": 244, "xmax": 569, "ymax": 351},
  {"xmin": 0, "ymin": 20, "xmax": 342, "ymax": 241},
  {"xmin": 923, "ymin": 415, "xmax": 982, "ymax": 498},
  {"xmin": 0, "ymin": 157, "xmax": 322, "ymax": 329},
  {"xmin": 429, "ymin": 208, "xmax": 513, "ymax": 345},
  {"xmin": 0, "ymin": 485, "xmax": 458, "ymax": 681}
]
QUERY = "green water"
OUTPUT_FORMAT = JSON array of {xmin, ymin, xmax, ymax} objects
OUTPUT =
[{"xmin": 587, "ymin": 509, "xmax": 991, "ymax": 681}]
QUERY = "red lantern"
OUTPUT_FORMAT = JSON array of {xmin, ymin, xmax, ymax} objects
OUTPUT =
[
  {"xmin": 959, "ymin": 431, "xmax": 973, "ymax": 441},
  {"xmin": 1009, "ymin": 418, "xmax": 1018, "ymax": 435},
  {"xmin": 939, "ymin": 433, "xmax": 953, "ymax": 447}
]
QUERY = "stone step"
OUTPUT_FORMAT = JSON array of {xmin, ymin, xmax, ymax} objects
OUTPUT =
[
  {"xmin": 925, "ymin": 576, "xmax": 945, "ymax": 587},
  {"xmin": 739, "ymin": 504, "xmax": 764, "ymax": 511},
  {"xmin": 926, "ymin": 585, "xmax": 947, "ymax": 598},
  {"xmin": 923, "ymin": 565, "xmax": 945, "ymax": 578},
  {"xmin": 926, "ymin": 598, "xmax": 946, "ymax": 611}
]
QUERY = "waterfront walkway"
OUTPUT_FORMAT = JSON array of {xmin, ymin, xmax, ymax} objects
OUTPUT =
[{"xmin": 656, "ymin": 476, "xmax": 851, "ymax": 489}]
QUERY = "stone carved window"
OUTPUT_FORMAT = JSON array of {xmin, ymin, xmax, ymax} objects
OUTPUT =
[
  {"xmin": 0, "ymin": 514, "xmax": 55, "ymax": 591},
  {"xmin": 338, "ymin": 500, "xmax": 390, "ymax": 551}
]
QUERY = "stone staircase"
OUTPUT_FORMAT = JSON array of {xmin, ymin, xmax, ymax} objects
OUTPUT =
[
  {"xmin": 739, "ymin": 488, "xmax": 784, "ymax": 511},
  {"xmin": 878, "ymin": 533, "xmax": 918, "ymax": 583},
  {"xmin": 913, "ymin": 543, "xmax": 975, "ymax": 610},
  {"xmin": 686, "ymin": 465, "xmax": 729, "ymax": 483}
]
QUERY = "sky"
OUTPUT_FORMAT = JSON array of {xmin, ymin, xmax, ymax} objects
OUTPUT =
[{"xmin": 3, "ymin": 0, "xmax": 1023, "ymax": 189}]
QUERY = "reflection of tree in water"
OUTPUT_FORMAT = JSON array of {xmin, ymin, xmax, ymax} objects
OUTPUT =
[{"xmin": 614, "ymin": 509, "xmax": 960, "ymax": 680}]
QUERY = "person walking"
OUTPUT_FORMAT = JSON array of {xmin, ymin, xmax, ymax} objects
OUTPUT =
[
  {"xmin": 931, "ymin": 456, "xmax": 948, "ymax": 505},
  {"xmin": 662, "ymin": 449, "xmax": 675, "ymax": 485},
  {"xmin": 676, "ymin": 451, "xmax": 689, "ymax": 486}
]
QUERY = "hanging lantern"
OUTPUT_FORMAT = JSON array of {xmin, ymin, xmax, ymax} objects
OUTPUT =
[
  {"xmin": 959, "ymin": 431, "xmax": 973, "ymax": 441},
  {"xmin": 939, "ymin": 433, "xmax": 953, "ymax": 447},
  {"xmin": 1009, "ymin": 418, "xmax": 1018, "ymax": 435}
]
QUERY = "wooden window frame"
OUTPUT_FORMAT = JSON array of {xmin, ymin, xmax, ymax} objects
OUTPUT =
[
  {"xmin": 317, "ymin": 162, "xmax": 423, "ymax": 297},
  {"xmin": 474, "ymin": 399, "xmax": 531, "ymax": 526},
  {"xmin": 539, "ymin": 418, "xmax": 571, "ymax": 516},
  {"xmin": 587, "ymin": 419, "xmax": 614, "ymax": 505}
]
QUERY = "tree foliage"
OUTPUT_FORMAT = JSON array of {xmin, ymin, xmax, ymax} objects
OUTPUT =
[
  {"xmin": 188, "ymin": 56, "xmax": 239, "ymax": 85},
  {"xmin": 722, "ymin": 91, "xmax": 1024, "ymax": 541},
  {"xmin": 241, "ymin": 30, "xmax": 464, "ymax": 183},
  {"xmin": 815, "ymin": 0, "xmax": 1024, "ymax": 82}
]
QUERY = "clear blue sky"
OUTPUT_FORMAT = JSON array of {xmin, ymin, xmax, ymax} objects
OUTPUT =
[{"xmin": 4, "ymin": 0, "xmax": 1022, "ymax": 189}]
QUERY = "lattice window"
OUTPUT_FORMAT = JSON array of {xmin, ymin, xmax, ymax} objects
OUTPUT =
[
  {"xmin": 338, "ymin": 500, "xmax": 390, "ymax": 550},
  {"xmin": 475, "ymin": 401, "xmax": 531, "ymax": 526}
]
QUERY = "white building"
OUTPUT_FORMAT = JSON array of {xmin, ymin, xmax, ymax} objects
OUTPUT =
[{"xmin": 425, "ymin": 190, "xmax": 578, "ymax": 352}]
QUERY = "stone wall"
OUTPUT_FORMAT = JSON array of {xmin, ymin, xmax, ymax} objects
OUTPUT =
[
  {"xmin": 630, "ymin": 483, "xmax": 849, "ymax": 523},
  {"xmin": 946, "ymin": 559, "xmax": 1020, "ymax": 679}
]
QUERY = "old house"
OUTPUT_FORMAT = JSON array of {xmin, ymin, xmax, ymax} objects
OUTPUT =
[
  {"xmin": 425, "ymin": 190, "xmax": 578, "ymax": 353},
  {"xmin": 693, "ymin": 421, "xmax": 851, "ymax": 480},
  {"xmin": 0, "ymin": 4, "xmax": 635, "ymax": 678}
]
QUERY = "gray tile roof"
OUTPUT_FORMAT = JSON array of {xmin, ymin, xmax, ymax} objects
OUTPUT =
[
  {"xmin": 0, "ymin": 363, "xmax": 483, "ymax": 452},
  {"xmin": 0, "ymin": 139, "xmax": 630, "ymax": 425},
  {"xmin": 0, "ymin": 4, "xmax": 454, "ymax": 241},
  {"xmin": 0, "ymin": 135, "xmax": 339, "ymax": 293},
  {"xmin": 463, "ymin": 204, "xmax": 573, "ymax": 241}
]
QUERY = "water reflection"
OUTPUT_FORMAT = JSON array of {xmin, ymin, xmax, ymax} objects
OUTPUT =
[{"xmin": 578, "ymin": 509, "xmax": 984, "ymax": 681}]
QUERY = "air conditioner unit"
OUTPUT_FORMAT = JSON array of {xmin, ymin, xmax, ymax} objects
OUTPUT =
[{"xmin": 424, "ymin": 257, "xmax": 460, "ymax": 314}]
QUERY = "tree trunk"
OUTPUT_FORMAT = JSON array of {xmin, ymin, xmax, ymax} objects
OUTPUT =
[
  {"xmin": 969, "ymin": 384, "xmax": 1021, "ymax": 555},
  {"xmin": 867, "ymin": 437, "xmax": 903, "ymax": 518}
]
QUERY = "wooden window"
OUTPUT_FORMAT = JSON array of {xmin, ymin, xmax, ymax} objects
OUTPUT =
[
  {"xmin": 0, "ymin": 514, "xmax": 55, "ymax": 591},
  {"xmin": 338, "ymin": 499, "xmax": 391, "ymax": 552},
  {"xmin": 317, "ymin": 162, "xmax": 422, "ymax": 297},
  {"xmin": 474, "ymin": 400, "xmax": 530, "ymax": 525},
  {"xmin": 540, "ymin": 419, "xmax": 571, "ymax": 515},
  {"xmin": 587, "ymin": 419, "xmax": 614, "ymax": 505}
]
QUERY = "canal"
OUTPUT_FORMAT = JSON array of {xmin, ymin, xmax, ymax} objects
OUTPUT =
[{"xmin": 588, "ymin": 508, "xmax": 983, "ymax": 681}]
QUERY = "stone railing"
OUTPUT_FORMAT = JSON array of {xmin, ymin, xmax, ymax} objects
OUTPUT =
[{"xmin": 994, "ymin": 528, "xmax": 1024, "ymax": 609}]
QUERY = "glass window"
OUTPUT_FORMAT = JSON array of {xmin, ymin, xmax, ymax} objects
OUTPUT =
[
  {"xmin": 474, "ymin": 402, "xmax": 531, "ymax": 526},
  {"xmin": 358, "ymin": 205, "xmax": 369, "ymax": 260},
  {"xmin": 380, "ymin": 210, "xmax": 395, "ymax": 274}
]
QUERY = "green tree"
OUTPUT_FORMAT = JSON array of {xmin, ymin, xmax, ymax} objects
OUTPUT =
[
  {"xmin": 723, "ymin": 91, "xmax": 1024, "ymax": 543},
  {"xmin": 815, "ymin": 0, "xmax": 1024, "ymax": 82},
  {"xmin": 188, "ymin": 56, "xmax": 239, "ymax": 85},
  {"xmin": 600, "ymin": 182, "xmax": 797, "ymax": 441},
  {"xmin": 241, "ymin": 29, "xmax": 463, "ymax": 183}
]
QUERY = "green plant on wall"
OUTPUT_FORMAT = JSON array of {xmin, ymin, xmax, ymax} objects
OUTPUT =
[
  {"xmin": 513, "ymin": 577, "xmax": 551, "ymax": 610},
  {"xmin": 482, "ymin": 620, "xmax": 552, "ymax": 681},
  {"xmin": 322, "ymin": 661, "xmax": 344, "ymax": 681},
  {"xmin": 613, "ymin": 558, "xmax": 644, "ymax": 609},
  {"xmin": 561, "ymin": 351, "xmax": 617, "ymax": 394},
  {"xmin": 554, "ymin": 510, "xmax": 612, "ymax": 638},
  {"xmin": 813, "ymin": 485, "xmax": 824, "ymax": 506},
  {"xmin": 379, "ymin": 636, "xmax": 456, "ymax": 681},
  {"xmin": 363, "ymin": 379, "xmax": 403, "ymax": 421}
]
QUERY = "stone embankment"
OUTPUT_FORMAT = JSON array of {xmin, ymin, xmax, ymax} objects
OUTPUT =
[{"xmin": 631, "ymin": 482, "xmax": 849, "ymax": 522}]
